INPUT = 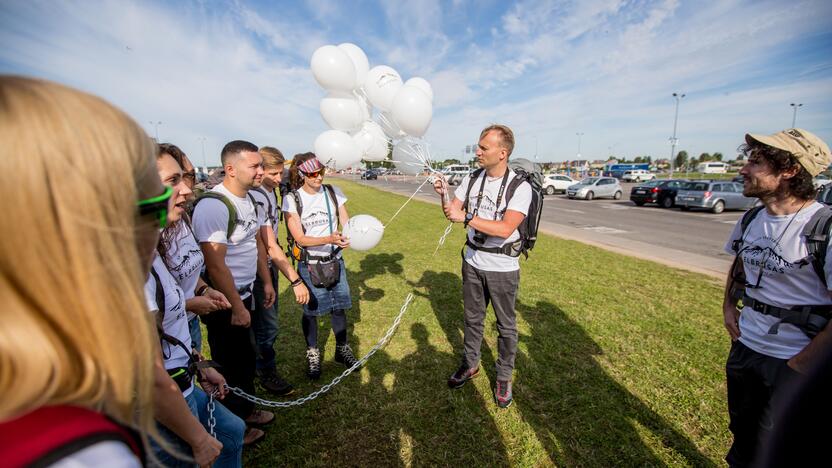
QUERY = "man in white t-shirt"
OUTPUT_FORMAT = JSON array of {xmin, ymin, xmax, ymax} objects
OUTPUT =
[
  {"xmin": 722, "ymin": 128, "xmax": 832, "ymax": 467},
  {"xmin": 433, "ymin": 124, "xmax": 532, "ymax": 409},
  {"xmin": 192, "ymin": 140, "xmax": 274, "ymax": 429}
]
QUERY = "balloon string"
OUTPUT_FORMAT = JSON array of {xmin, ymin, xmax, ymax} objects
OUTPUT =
[{"xmin": 384, "ymin": 176, "xmax": 432, "ymax": 228}]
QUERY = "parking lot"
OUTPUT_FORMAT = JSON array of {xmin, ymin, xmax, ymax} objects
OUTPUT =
[{"xmin": 345, "ymin": 175, "xmax": 741, "ymax": 277}]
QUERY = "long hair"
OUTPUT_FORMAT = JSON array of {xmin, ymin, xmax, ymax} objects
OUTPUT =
[
  {"xmin": 739, "ymin": 142, "xmax": 817, "ymax": 199},
  {"xmin": 289, "ymin": 152, "xmax": 316, "ymax": 190},
  {"xmin": 0, "ymin": 77, "xmax": 160, "ymax": 441}
]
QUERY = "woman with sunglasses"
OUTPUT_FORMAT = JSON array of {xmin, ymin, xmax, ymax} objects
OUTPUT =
[
  {"xmin": 0, "ymin": 77, "xmax": 208, "ymax": 465},
  {"xmin": 148, "ymin": 148, "xmax": 249, "ymax": 465},
  {"xmin": 283, "ymin": 153, "xmax": 358, "ymax": 379}
]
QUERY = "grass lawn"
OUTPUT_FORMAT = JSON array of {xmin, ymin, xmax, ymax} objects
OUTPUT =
[{"xmin": 233, "ymin": 178, "xmax": 731, "ymax": 467}]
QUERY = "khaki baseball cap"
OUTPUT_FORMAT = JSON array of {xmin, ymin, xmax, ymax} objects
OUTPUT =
[{"xmin": 745, "ymin": 128, "xmax": 831, "ymax": 177}]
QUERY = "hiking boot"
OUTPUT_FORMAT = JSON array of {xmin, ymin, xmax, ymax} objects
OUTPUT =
[
  {"xmin": 259, "ymin": 371, "xmax": 294, "ymax": 396},
  {"xmin": 447, "ymin": 363, "xmax": 479, "ymax": 389},
  {"xmin": 334, "ymin": 344, "xmax": 359, "ymax": 369},
  {"xmin": 306, "ymin": 347, "xmax": 321, "ymax": 380},
  {"xmin": 493, "ymin": 380, "xmax": 513, "ymax": 408}
]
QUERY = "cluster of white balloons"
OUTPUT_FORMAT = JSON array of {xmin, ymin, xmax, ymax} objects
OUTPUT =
[{"xmin": 310, "ymin": 43, "xmax": 435, "ymax": 173}]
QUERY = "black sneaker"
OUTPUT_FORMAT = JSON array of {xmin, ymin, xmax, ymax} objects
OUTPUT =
[
  {"xmin": 493, "ymin": 380, "xmax": 513, "ymax": 408},
  {"xmin": 259, "ymin": 371, "xmax": 294, "ymax": 396},
  {"xmin": 306, "ymin": 347, "xmax": 321, "ymax": 380},
  {"xmin": 334, "ymin": 344, "xmax": 359, "ymax": 369},
  {"xmin": 447, "ymin": 363, "xmax": 479, "ymax": 389}
]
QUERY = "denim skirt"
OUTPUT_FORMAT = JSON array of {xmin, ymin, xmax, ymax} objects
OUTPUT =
[{"xmin": 298, "ymin": 257, "xmax": 352, "ymax": 316}]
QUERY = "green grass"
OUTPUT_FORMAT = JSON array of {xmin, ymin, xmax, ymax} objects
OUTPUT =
[{"xmin": 230, "ymin": 179, "xmax": 730, "ymax": 467}]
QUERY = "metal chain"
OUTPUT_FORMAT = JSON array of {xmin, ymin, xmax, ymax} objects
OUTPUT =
[
  {"xmin": 224, "ymin": 293, "xmax": 415, "ymax": 408},
  {"xmin": 207, "ymin": 390, "xmax": 217, "ymax": 438}
]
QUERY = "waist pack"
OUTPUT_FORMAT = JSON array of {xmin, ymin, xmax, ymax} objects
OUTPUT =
[{"xmin": 308, "ymin": 257, "xmax": 341, "ymax": 288}]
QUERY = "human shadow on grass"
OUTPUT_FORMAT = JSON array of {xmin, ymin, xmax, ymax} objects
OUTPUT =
[
  {"xmin": 348, "ymin": 252, "xmax": 405, "ymax": 323},
  {"xmin": 513, "ymin": 300, "xmax": 716, "ymax": 467}
]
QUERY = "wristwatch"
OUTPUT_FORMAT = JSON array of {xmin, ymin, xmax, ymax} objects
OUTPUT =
[{"xmin": 463, "ymin": 212, "xmax": 474, "ymax": 226}]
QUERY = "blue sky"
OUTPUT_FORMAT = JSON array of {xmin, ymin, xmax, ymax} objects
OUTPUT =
[{"xmin": 1, "ymin": 0, "xmax": 830, "ymax": 166}]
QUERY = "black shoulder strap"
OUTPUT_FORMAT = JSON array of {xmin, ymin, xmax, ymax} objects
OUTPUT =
[
  {"xmin": 323, "ymin": 184, "xmax": 341, "ymax": 228},
  {"xmin": 801, "ymin": 205, "xmax": 832, "ymax": 288},
  {"xmin": 505, "ymin": 170, "xmax": 531, "ymax": 203},
  {"xmin": 462, "ymin": 169, "xmax": 485, "ymax": 212},
  {"xmin": 252, "ymin": 187, "xmax": 273, "ymax": 223},
  {"xmin": 732, "ymin": 205, "xmax": 765, "ymax": 253}
]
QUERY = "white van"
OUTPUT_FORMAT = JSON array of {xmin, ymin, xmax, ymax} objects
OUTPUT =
[
  {"xmin": 442, "ymin": 164, "xmax": 472, "ymax": 185},
  {"xmin": 621, "ymin": 169, "xmax": 655, "ymax": 182},
  {"xmin": 697, "ymin": 162, "xmax": 729, "ymax": 174}
]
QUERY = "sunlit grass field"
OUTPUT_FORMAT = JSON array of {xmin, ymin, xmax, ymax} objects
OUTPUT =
[{"xmin": 229, "ymin": 178, "xmax": 730, "ymax": 467}]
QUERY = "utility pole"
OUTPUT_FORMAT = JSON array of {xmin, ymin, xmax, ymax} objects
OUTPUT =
[
  {"xmin": 669, "ymin": 93, "xmax": 685, "ymax": 178},
  {"xmin": 790, "ymin": 103, "xmax": 803, "ymax": 128},
  {"xmin": 198, "ymin": 137, "xmax": 207, "ymax": 173},
  {"xmin": 148, "ymin": 121, "xmax": 162, "ymax": 141}
]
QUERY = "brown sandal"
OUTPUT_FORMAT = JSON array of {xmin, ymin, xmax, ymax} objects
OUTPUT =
[
  {"xmin": 244, "ymin": 409, "xmax": 275, "ymax": 426},
  {"xmin": 243, "ymin": 427, "xmax": 265, "ymax": 446}
]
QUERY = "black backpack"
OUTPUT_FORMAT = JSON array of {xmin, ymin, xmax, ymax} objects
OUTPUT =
[
  {"xmin": 462, "ymin": 167, "xmax": 543, "ymax": 258},
  {"xmin": 732, "ymin": 204, "xmax": 832, "ymax": 287}
]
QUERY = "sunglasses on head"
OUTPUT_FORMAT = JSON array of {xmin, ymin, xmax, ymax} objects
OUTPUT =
[
  {"xmin": 303, "ymin": 169, "xmax": 325, "ymax": 178},
  {"xmin": 137, "ymin": 185, "xmax": 173, "ymax": 228}
]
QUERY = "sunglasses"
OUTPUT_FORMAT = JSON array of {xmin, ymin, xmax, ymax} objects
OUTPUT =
[
  {"xmin": 303, "ymin": 169, "xmax": 325, "ymax": 178},
  {"xmin": 137, "ymin": 185, "xmax": 173, "ymax": 228}
]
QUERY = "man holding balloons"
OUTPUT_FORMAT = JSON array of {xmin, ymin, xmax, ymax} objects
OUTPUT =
[{"xmin": 434, "ymin": 124, "xmax": 532, "ymax": 409}]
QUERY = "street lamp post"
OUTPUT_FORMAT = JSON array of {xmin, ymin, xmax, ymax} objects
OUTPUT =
[
  {"xmin": 198, "ymin": 137, "xmax": 207, "ymax": 173},
  {"xmin": 669, "ymin": 93, "xmax": 685, "ymax": 178},
  {"xmin": 575, "ymin": 132, "xmax": 584, "ymax": 178},
  {"xmin": 148, "ymin": 121, "xmax": 162, "ymax": 141},
  {"xmin": 790, "ymin": 103, "xmax": 803, "ymax": 128}
]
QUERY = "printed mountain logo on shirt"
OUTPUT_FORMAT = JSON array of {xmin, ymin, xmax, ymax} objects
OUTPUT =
[
  {"xmin": 235, "ymin": 217, "xmax": 258, "ymax": 236},
  {"xmin": 741, "ymin": 237, "xmax": 808, "ymax": 276},
  {"xmin": 468, "ymin": 194, "xmax": 505, "ymax": 220},
  {"xmin": 303, "ymin": 210, "xmax": 332, "ymax": 229},
  {"xmin": 170, "ymin": 248, "xmax": 203, "ymax": 280}
]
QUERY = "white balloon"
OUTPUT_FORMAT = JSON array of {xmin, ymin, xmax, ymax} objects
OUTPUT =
[
  {"xmin": 392, "ymin": 138, "xmax": 429, "ymax": 175},
  {"xmin": 378, "ymin": 112, "xmax": 405, "ymax": 139},
  {"xmin": 320, "ymin": 92, "xmax": 364, "ymax": 131},
  {"xmin": 357, "ymin": 93, "xmax": 372, "ymax": 122},
  {"xmin": 364, "ymin": 65, "xmax": 403, "ymax": 112},
  {"xmin": 342, "ymin": 214, "xmax": 384, "ymax": 251},
  {"xmin": 405, "ymin": 77, "xmax": 433, "ymax": 101},
  {"xmin": 352, "ymin": 121, "xmax": 389, "ymax": 161},
  {"xmin": 314, "ymin": 130, "xmax": 362, "ymax": 170},
  {"xmin": 337, "ymin": 43, "xmax": 369, "ymax": 90},
  {"xmin": 310, "ymin": 45, "xmax": 356, "ymax": 92},
  {"xmin": 390, "ymin": 85, "xmax": 433, "ymax": 138}
]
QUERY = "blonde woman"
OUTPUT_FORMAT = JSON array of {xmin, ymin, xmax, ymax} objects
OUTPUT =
[{"xmin": 0, "ymin": 76, "xmax": 216, "ymax": 466}]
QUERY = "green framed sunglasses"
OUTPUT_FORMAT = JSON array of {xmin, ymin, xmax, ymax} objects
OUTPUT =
[{"xmin": 137, "ymin": 185, "xmax": 173, "ymax": 228}]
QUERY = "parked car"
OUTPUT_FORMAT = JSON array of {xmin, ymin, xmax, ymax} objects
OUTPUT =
[
  {"xmin": 818, "ymin": 183, "xmax": 832, "ymax": 204},
  {"xmin": 361, "ymin": 169, "xmax": 379, "ymax": 180},
  {"xmin": 813, "ymin": 174, "xmax": 832, "ymax": 189},
  {"xmin": 566, "ymin": 177, "xmax": 622, "ymax": 200},
  {"xmin": 621, "ymin": 169, "xmax": 656, "ymax": 182},
  {"xmin": 630, "ymin": 179, "xmax": 688, "ymax": 208},
  {"xmin": 542, "ymin": 174, "xmax": 577, "ymax": 195},
  {"xmin": 675, "ymin": 181, "xmax": 757, "ymax": 213}
]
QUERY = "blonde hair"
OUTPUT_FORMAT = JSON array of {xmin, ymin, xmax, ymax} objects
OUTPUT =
[
  {"xmin": 480, "ymin": 124, "xmax": 515, "ymax": 157},
  {"xmin": 0, "ymin": 77, "xmax": 160, "ymax": 438},
  {"xmin": 259, "ymin": 146, "xmax": 285, "ymax": 168}
]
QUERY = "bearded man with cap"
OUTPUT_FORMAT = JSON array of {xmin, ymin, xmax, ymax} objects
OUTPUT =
[{"xmin": 722, "ymin": 128, "xmax": 832, "ymax": 467}]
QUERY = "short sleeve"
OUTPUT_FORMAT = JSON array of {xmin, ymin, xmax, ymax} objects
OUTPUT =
[
  {"xmin": 454, "ymin": 175, "xmax": 473, "ymax": 203},
  {"xmin": 282, "ymin": 192, "xmax": 297, "ymax": 214},
  {"xmin": 723, "ymin": 219, "xmax": 744, "ymax": 255},
  {"xmin": 332, "ymin": 186, "xmax": 348, "ymax": 207},
  {"xmin": 192, "ymin": 198, "xmax": 230, "ymax": 245},
  {"xmin": 144, "ymin": 272, "xmax": 159, "ymax": 313},
  {"xmin": 506, "ymin": 180, "xmax": 532, "ymax": 216}
]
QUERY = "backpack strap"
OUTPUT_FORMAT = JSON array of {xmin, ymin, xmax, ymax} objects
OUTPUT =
[
  {"xmin": 251, "ymin": 187, "xmax": 274, "ymax": 224},
  {"xmin": 193, "ymin": 191, "xmax": 238, "ymax": 240},
  {"xmin": 731, "ymin": 205, "xmax": 765, "ymax": 254},
  {"xmin": 323, "ymin": 184, "xmax": 341, "ymax": 228},
  {"xmin": 462, "ymin": 169, "xmax": 485, "ymax": 213},
  {"xmin": 800, "ymin": 205, "xmax": 832, "ymax": 288},
  {"xmin": 285, "ymin": 190, "xmax": 304, "ymax": 265},
  {"xmin": 0, "ymin": 406, "xmax": 145, "ymax": 467}
]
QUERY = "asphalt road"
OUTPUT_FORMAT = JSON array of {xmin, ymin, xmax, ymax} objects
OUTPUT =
[{"xmin": 342, "ymin": 175, "xmax": 741, "ymax": 278}]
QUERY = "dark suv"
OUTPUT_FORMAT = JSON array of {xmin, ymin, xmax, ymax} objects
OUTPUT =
[
  {"xmin": 361, "ymin": 169, "xmax": 379, "ymax": 180},
  {"xmin": 630, "ymin": 179, "xmax": 688, "ymax": 208}
]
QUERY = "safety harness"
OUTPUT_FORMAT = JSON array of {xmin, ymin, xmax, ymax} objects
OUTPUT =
[{"xmin": 730, "ymin": 204, "xmax": 832, "ymax": 338}]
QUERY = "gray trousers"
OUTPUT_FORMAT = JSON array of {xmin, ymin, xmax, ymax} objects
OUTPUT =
[{"xmin": 461, "ymin": 260, "xmax": 520, "ymax": 381}]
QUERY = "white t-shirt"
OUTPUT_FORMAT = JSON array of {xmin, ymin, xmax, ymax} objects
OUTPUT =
[
  {"xmin": 250, "ymin": 187, "xmax": 280, "ymax": 239},
  {"xmin": 165, "ymin": 222, "xmax": 204, "ymax": 321},
  {"xmin": 49, "ymin": 441, "xmax": 141, "ymax": 468},
  {"xmin": 724, "ymin": 201, "xmax": 832, "ymax": 359},
  {"xmin": 192, "ymin": 183, "xmax": 264, "ymax": 297},
  {"xmin": 455, "ymin": 169, "xmax": 532, "ymax": 272},
  {"xmin": 282, "ymin": 185, "xmax": 347, "ymax": 260},
  {"xmin": 145, "ymin": 254, "xmax": 194, "ymax": 397}
]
